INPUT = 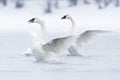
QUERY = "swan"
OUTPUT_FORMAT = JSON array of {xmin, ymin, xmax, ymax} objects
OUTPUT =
[
  {"xmin": 28, "ymin": 15, "xmax": 76, "ymax": 62},
  {"xmin": 66, "ymin": 19, "xmax": 111, "ymax": 56},
  {"xmin": 23, "ymin": 18, "xmax": 46, "ymax": 56}
]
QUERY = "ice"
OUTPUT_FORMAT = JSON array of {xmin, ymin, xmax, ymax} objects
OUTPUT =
[{"xmin": 0, "ymin": 32, "xmax": 120, "ymax": 80}]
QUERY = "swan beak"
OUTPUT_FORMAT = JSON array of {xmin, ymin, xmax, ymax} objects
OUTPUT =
[
  {"xmin": 28, "ymin": 18, "xmax": 35, "ymax": 24},
  {"xmin": 28, "ymin": 20, "xmax": 33, "ymax": 24},
  {"xmin": 28, "ymin": 20, "xmax": 31, "ymax": 24},
  {"xmin": 61, "ymin": 15, "xmax": 67, "ymax": 19}
]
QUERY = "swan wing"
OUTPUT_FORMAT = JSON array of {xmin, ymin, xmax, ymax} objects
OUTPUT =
[
  {"xmin": 76, "ymin": 30, "xmax": 111, "ymax": 47},
  {"xmin": 42, "ymin": 36, "xmax": 75, "ymax": 53}
]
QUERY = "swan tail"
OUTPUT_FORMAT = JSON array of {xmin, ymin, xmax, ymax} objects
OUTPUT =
[{"xmin": 22, "ymin": 47, "xmax": 33, "ymax": 56}]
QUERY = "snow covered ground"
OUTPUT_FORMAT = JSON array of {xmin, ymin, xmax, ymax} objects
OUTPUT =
[{"xmin": 0, "ymin": 2, "xmax": 120, "ymax": 80}]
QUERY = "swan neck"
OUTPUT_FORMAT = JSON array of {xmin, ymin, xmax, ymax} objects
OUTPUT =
[
  {"xmin": 39, "ymin": 21, "xmax": 46, "ymax": 43},
  {"xmin": 70, "ymin": 17, "xmax": 75, "ymax": 27},
  {"xmin": 32, "ymin": 20, "xmax": 46, "ymax": 45},
  {"xmin": 68, "ymin": 17, "xmax": 75, "ymax": 36}
]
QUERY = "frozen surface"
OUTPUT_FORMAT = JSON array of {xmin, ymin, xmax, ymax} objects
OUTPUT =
[{"xmin": 0, "ymin": 32, "xmax": 120, "ymax": 80}]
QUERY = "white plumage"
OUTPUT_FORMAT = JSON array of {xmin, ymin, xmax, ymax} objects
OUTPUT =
[
  {"xmin": 68, "ymin": 30, "xmax": 111, "ymax": 56},
  {"xmin": 22, "ymin": 46, "xmax": 32, "ymax": 56},
  {"xmin": 25, "ymin": 15, "xmax": 110, "ymax": 62},
  {"xmin": 28, "ymin": 15, "xmax": 76, "ymax": 62},
  {"xmin": 23, "ymin": 18, "xmax": 46, "ymax": 56}
]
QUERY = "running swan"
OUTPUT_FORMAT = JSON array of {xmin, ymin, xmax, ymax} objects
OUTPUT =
[{"xmin": 28, "ymin": 15, "xmax": 76, "ymax": 62}]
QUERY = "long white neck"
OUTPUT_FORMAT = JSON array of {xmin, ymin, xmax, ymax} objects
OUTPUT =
[
  {"xmin": 39, "ymin": 21, "xmax": 46, "ymax": 43},
  {"xmin": 32, "ymin": 20, "xmax": 46, "ymax": 45},
  {"xmin": 67, "ymin": 17, "xmax": 75, "ymax": 36}
]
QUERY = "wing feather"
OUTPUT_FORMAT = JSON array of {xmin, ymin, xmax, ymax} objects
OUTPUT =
[
  {"xmin": 42, "ymin": 36, "xmax": 75, "ymax": 53},
  {"xmin": 76, "ymin": 30, "xmax": 111, "ymax": 47}
]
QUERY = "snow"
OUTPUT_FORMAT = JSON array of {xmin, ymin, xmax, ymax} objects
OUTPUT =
[{"xmin": 0, "ymin": 2, "xmax": 120, "ymax": 80}]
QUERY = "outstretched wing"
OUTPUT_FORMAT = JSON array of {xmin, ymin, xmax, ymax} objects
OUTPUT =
[
  {"xmin": 42, "ymin": 36, "xmax": 75, "ymax": 54},
  {"xmin": 76, "ymin": 30, "xmax": 111, "ymax": 47},
  {"xmin": 68, "ymin": 30, "xmax": 111, "ymax": 56}
]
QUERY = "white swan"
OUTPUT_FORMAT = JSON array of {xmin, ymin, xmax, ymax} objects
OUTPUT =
[
  {"xmin": 23, "ymin": 18, "xmax": 46, "ymax": 56},
  {"xmin": 28, "ymin": 15, "xmax": 76, "ymax": 62},
  {"xmin": 66, "ymin": 15, "xmax": 111, "ymax": 56}
]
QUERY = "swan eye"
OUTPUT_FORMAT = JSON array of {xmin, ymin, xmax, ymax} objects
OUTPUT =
[
  {"xmin": 61, "ymin": 15, "xmax": 67, "ymax": 19},
  {"xmin": 28, "ymin": 18, "xmax": 35, "ymax": 23}
]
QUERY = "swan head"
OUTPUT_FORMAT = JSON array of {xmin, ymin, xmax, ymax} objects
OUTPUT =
[
  {"xmin": 28, "ymin": 18, "xmax": 41, "ymax": 24},
  {"xmin": 28, "ymin": 18, "xmax": 45, "ymax": 27},
  {"xmin": 61, "ymin": 14, "xmax": 72, "ymax": 20}
]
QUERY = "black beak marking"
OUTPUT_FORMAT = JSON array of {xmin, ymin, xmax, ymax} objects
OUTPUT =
[
  {"xmin": 28, "ymin": 18, "xmax": 35, "ymax": 23},
  {"xmin": 61, "ymin": 15, "xmax": 67, "ymax": 19}
]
